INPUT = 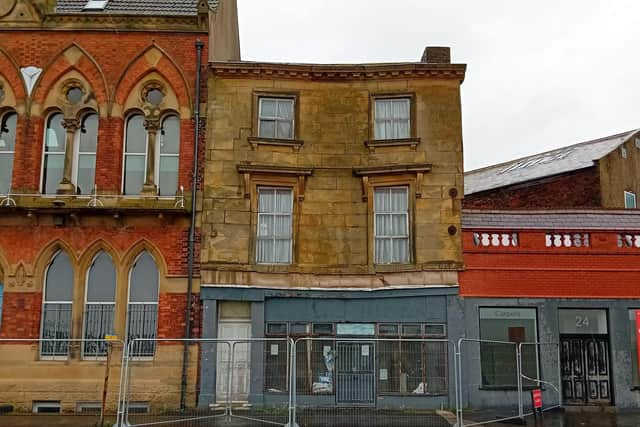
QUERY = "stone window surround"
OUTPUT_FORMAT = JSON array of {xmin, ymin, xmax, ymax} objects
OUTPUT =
[
  {"xmin": 365, "ymin": 91, "xmax": 420, "ymax": 152},
  {"xmin": 237, "ymin": 163, "xmax": 313, "ymax": 268},
  {"xmin": 41, "ymin": 79, "xmax": 96, "ymax": 195},
  {"xmin": 248, "ymin": 90, "xmax": 304, "ymax": 151},
  {"xmin": 122, "ymin": 111, "xmax": 180, "ymax": 197},
  {"xmin": 34, "ymin": 246, "xmax": 163, "ymax": 362}
]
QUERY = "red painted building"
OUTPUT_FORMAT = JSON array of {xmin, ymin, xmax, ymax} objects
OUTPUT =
[{"xmin": 459, "ymin": 210, "xmax": 640, "ymax": 409}]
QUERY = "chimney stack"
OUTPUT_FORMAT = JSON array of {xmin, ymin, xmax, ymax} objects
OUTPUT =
[{"xmin": 421, "ymin": 47, "xmax": 451, "ymax": 64}]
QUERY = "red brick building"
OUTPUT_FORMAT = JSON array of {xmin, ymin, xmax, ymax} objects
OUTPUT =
[
  {"xmin": 464, "ymin": 130, "xmax": 640, "ymax": 209},
  {"xmin": 0, "ymin": 0, "xmax": 237, "ymax": 415}
]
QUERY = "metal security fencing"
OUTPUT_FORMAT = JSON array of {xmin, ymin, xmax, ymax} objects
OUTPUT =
[
  {"xmin": 292, "ymin": 337, "xmax": 455, "ymax": 427},
  {"xmin": 0, "ymin": 336, "xmax": 563, "ymax": 426},
  {"xmin": 120, "ymin": 337, "xmax": 294, "ymax": 427},
  {"xmin": 0, "ymin": 338, "xmax": 125, "ymax": 426},
  {"xmin": 517, "ymin": 342, "xmax": 562, "ymax": 417}
]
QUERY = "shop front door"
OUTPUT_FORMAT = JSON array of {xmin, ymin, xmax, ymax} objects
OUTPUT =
[
  {"xmin": 560, "ymin": 336, "xmax": 611, "ymax": 405},
  {"xmin": 336, "ymin": 341, "xmax": 375, "ymax": 405}
]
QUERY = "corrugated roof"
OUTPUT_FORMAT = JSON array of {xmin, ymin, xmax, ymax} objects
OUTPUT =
[
  {"xmin": 462, "ymin": 209, "xmax": 640, "ymax": 231},
  {"xmin": 56, "ymin": 0, "xmax": 219, "ymax": 15},
  {"xmin": 464, "ymin": 130, "xmax": 639, "ymax": 195}
]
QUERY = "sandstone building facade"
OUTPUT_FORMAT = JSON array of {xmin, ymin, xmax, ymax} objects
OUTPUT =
[{"xmin": 198, "ymin": 48, "xmax": 466, "ymax": 408}]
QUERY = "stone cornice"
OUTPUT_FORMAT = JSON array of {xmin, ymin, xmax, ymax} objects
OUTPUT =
[
  {"xmin": 210, "ymin": 61, "xmax": 467, "ymax": 82},
  {"xmin": 353, "ymin": 163, "xmax": 432, "ymax": 176},
  {"xmin": 1, "ymin": 14, "xmax": 206, "ymax": 32}
]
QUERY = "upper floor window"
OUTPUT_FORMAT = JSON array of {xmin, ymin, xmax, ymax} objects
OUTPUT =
[
  {"xmin": 258, "ymin": 97, "xmax": 294, "ymax": 140},
  {"xmin": 374, "ymin": 186, "xmax": 410, "ymax": 264},
  {"xmin": 74, "ymin": 113, "xmax": 98, "ymax": 195},
  {"xmin": 127, "ymin": 251, "xmax": 159, "ymax": 357},
  {"xmin": 374, "ymin": 98, "xmax": 410, "ymax": 140},
  {"xmin": 0, "ymin": 111, "xmax": 17, "ymax": 194},
  {"xmin": 157, "ymin": 115, "xmax": 180, "ymax": 197},
  {"xmin": 123, "ymin": 113, "xmax": 181, "ymax": 196},
  {"xmin": 123, "ymin": 114, "xmax": 147, "ymax": 195},
  {"xmin": 82, "ymin": 251, "xmax": 116, "ymax": 359},
  {"xmin": 625, "ymin": 191, "xmax": 636, "ymax": 209},
  {"xmin": 42, "ymin": 113, "xmax": 66, "ymax": 194},
  {"xmin": 40, "ymin": 250, "xmax": 73, "ymax": 358},
  {"xmin": 256, "ymin": 187, "xmax": 293, "ymax": 264}
]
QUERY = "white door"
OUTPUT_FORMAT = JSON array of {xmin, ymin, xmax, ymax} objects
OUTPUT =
[{"xmin": 216, "ymin": 321, "xmax": 251, "ymax": 402}]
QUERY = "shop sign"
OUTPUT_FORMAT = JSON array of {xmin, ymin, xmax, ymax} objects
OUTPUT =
[
  {"xmin": 558, "ymin": 309, "xmax": 607, "ymax": 334},
  {"xmin": 336, "ymin": 323, "xmax": 375, "ymax": 336},
  {"xmin": 480, "ymin": 307, "xmax": 537, "ymax": 320}
]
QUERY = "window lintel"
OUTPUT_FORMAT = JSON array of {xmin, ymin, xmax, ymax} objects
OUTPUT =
[{"xmin": 237, "ymin": 163, "xmax": 313, "ymax": 200}]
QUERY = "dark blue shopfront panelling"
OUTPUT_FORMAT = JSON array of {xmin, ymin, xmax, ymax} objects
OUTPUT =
[{"xmin": 265, "ymin": 296, "xmax": 447, "ymax": 323}]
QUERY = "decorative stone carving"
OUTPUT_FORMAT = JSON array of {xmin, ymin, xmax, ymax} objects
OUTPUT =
[
  {"xmin": 7, "ymin": 262, "xmax": 34, "ymax": 289},
  {"xmin": 0, "ymin": 0, "xmax": 16, "ymax": 18},
  {"xmin": 20, "ymin": 66, "xmax": 42, "ymax": 97}
]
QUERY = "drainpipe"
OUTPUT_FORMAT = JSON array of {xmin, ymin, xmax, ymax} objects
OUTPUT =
[{"xmin": 180, "ymin": 38, "xmax": 204, "ymax": 411}]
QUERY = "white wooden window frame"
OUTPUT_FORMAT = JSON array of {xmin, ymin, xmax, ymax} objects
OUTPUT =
[
  {"xmin": 81, "ymin": 252, "xmax": 115, "ymax": 360},
  {"xmin": 625, "ymin": 191, "xmax": 637, "ymax": 209},
  {"xmin": 373, "ymin": 97, "xmax": 411, "ymax": 140},
  {"xmin": 257, "ymin": 97, "xmax": 295, "ymax": 140},
  {"xmin": 39, "ymin": 250, "xmax": 72, "ymax": 360},
  {"xmin": 155, "ymin": 114, "xmax": 180, "ymax": 198},
  {"xmin": 125, "ymin": 251, "xmax": 160, "ymax": 360},
  {"xmin": 373, "ymin": 186, "xmax": 410, "ymax": 264},
  {"xmin": 40, "ymin": 112, "xmax": 66, "ymax": 195},
  {"xmin": 121, "ymin": 114, "xmax": 149, "ymax": 196},
  {"xmin": 72, "ymin": 112, "xmax": 98, "ymax": 196},
  {"xmin": 0, "ymin": 111, "xmax": 17, "ymax": 195},
  {"xmin": 256, "ymin": 186, "xmax": 294, "ymax": 265}
]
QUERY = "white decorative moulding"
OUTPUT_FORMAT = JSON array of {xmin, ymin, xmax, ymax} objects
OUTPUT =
[{"xmin": 21, "ymin": 66, "xmax": 42, "ymax": 97}]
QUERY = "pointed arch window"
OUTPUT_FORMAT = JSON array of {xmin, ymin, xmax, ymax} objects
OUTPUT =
[
  {"xmin": 123, "ymin": 114, "xmax": 147, "ymax": 195},
  {"xmin": 0, "ymin": 111, "xmax": 17, "ymax": 195},
  {"xmin": 42, "ymin": 113, "xmax": 66, "ymax": 194},
  {"xmin": 157, "ymin": 115, "xmax": 180, "ymax": 197},
  {"xmin": 41, "ymin": 250, "xmax": 73, "ymax": 358},
  {"xmin": 82, "ymin": 251, "xmax": 116, "ymax": 358},
  {"xmin": 126, "ymin": 251, "xmax": 159, "ymax": 357},
  {"xmin": 74, "ymin": 113, "xmax": 98, "ymax": 195}
]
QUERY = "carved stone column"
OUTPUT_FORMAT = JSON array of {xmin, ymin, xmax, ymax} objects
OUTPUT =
[
  {"xmin": 141, "ymin": 118, "xmax": 160, "ymax": 195},
  {"xmin": 57, "ymin": 117, "xmax": 79, "ymax": 195}
]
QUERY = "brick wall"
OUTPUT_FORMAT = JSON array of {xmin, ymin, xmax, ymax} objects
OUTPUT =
[
  {"xmin": 0, "ymin": 30, "xmax": 209, "ymax": 194},
  {"xmin": 460, "ymin": 229, "xmax": 640, "ymax": 298},
  {"xmin": 463, "ymin": 168, "xmax": 602, "ymax": 209},
  {"xmin": 0, "ymin": 293, "xmax": 41, "ymax": 339}
]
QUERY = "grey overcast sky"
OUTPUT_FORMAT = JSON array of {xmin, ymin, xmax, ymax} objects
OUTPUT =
[{"xmin": 237, "ymin": 0, "xmax": 640, "ymax": 171}]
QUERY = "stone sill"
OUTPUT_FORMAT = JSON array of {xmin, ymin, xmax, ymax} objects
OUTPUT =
[
  {"xmin": 0, "ymin": 194, "xmax": 191, "ymax": 213},
  {"xmin": 248, "ymin": 136, "xmax": 304, "ymax": 151},
  {"xmin": 364, "ymin": 137, "xmax": 421, "ymax": 152}
]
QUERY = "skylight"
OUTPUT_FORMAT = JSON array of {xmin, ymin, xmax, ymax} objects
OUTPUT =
[{"xmin": 83, "ymin": 0, "xmax": 108, "ymax": 10}]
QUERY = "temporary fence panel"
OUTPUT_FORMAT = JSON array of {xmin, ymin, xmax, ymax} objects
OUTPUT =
[
  {"xmin": 226, "ymin": 338, "xmax": 294, "ymax": 426},
  {"xmin": 292, "ymin": 337, "xmax": 454, "ymax": 427},
  {"xmin": 0, "ymin": 338, "xmax": 124, "ymax": 426},
  {"xmin": 518, "ymin": 342, "xmax": 562, "ymax": 417},
  {"xmin": 456, "ymin": 338, "xmax": 522, "ymax": 427},
  {"xmin": 121, "ymin": 337, "xmax": 293, "ymax": 427},
  {"xmin": 121, "ymin": 338, "xmax": 228, "ymax": 427}
]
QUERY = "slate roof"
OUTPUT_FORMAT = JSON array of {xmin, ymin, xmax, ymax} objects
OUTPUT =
[
  {"xmin": 462, "ymin": 209, "xmax": 640, "ymax": 231},
  {"xmin": 464, "ymin": 130, "xmax": 639, "ymax": 195},
  {"xmin": 56, "ymin": 0, "xmax": 219, "ymax": 15}
]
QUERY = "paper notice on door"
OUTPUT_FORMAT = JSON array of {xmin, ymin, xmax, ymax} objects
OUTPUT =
[
  {"xmin": 380, "ymin": 369, "xmax": 388, "ymax": 381},
  {"xmin": 270, "ymin": 344, "xmax": 279, "ymax": 356},
  {"xmin": 361, "ymin": 345, "xmax": 369, "ymax": 356}
]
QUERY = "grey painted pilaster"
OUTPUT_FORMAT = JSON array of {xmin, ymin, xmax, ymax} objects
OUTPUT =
[
  {"xmin": 198, "ymin": 299, "xmax": 218, "ymax": 407},
  {"xmin": 249, "ymin": 301, "xmax": 265, "ymax": 403}
]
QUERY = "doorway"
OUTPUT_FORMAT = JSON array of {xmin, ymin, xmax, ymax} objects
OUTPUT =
[
  {"xmin": 560, "ymin": 336, "xmax": 611, "ymax": 405},
  {"xmin": 558, "ymin": 308, "xmax": 611, "ymax": 405},
  {"xmin": 216, "ymin": 321, "xmax": 251, "ymax": 403},
  {"xmin": 336, "ymin": 341, "xmax": 375, "ymax": 405}
]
